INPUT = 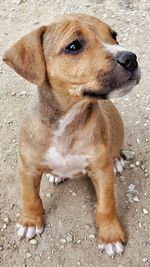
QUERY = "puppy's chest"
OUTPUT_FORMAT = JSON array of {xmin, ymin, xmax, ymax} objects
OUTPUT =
[{"xmin": 44, "ymin": 142, "xmax": 90, "ymax": 179}]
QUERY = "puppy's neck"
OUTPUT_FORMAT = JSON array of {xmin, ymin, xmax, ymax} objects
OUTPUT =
[
  {"xmin": 37, "ymin": 83, "xmax": 62, "ymax": 125},
  {"xmin": 37, "ymin": 82, "xmax": 97, "ymax": 129}
]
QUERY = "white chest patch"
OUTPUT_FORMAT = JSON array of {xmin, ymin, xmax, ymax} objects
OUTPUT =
[
  {"xmin": 45, "ymin": 146, "xmax": 90, "ymax": 178},
  {"xmin": 44, "ymin": 100, "xmax": 91, "ymax": 179}
]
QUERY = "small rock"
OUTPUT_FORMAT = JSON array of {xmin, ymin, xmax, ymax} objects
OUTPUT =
[
  {"xmin": 76, "ymin": 240, "xmax": 81, "ymax": 244},
  {"xmin": 143, "ymin": 257, "xmax": 148, "ymax": 263},
  {"xmin": 127, "ymin": 193, "xmax": 134, "ymax": 203},
  {"xmin": 89, "ymin": 234, "xmax": 96, "ymax": 240},
  {"xmin": 138, "ymin": 222, "xmax": 142, "ymax": 228},
  {"xmin": 141, "ymin": 165, "xmax": 145, "ymax": 170},
  {"xmin": 29, "ymin": 239, "xmax": 37, "ymax": 245},
  {"xmin": 72, "ymin": 192, "xmax": 77, "ymax": 196},
  {"xmin": 135, "ymin": 161, "xmax": 140, "ymax": 166},
  {"xmin": 26, "ymin": 252, "xmax": 32, "ymax": 259},
  {"xmin": 20, "ymin": 91, "xmax": 27, "ymax": 96},
  {"xmin": 11, "ymin": 92, "xmax": 16, "ymax": 96},
  {"xmin": 77, "ymin": 261, "xmax": 81, "ymax": 266},
  {"xmin": 3, "ymin": 217, "xmax": 9, "ymax": 223},
  {"xmin": 85, "ymin": 224, "xmax": 91, "ymax": 230},
  {"xmin": 130, "ymin": 163, "xmax": 135, "ymax": 168},
  {"xmin": 133, "ymin": 196, "xmax": 140, "ymax": 202},
  {"xmin": 0, "ymin": 245, "xmax": 3, "ymax": 251},
  {"xmin": 66, "ymin": 233, "xmax": 73, "ymax": 243},
  {"xmin": 60, "ymin": 238, "xmax": 66, "ymax": 244},
  {"xmin": 2, "ymin": 224, "xmax": 7, "ymax": 229},
  {"xmin": 127, "ymin": 184, "xmax": 136, "ymax": 193},
  {"xmin": 121, "ymin": 149, "xmax": 135, "ymax": 160},
  {"xmin": 45, "ymin": 193, "xmax": 51, "ymax": 198},
  {"xmin": 143, "ymin": 209, "xmax": 149, "ymax": 214},
  {"xmin": 34, "ymin": 20, "xmax": 39, "ymax": 25}
]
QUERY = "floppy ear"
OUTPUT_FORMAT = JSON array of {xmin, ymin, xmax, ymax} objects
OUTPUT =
[{"xmin": 3, "ymin": 26, "xmax": 47, "ymax": 86}]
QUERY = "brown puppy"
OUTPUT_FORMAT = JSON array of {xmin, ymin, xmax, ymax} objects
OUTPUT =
[{"xmin": 3, "ymin": 14, "xmax": 140, "ymax": 258}]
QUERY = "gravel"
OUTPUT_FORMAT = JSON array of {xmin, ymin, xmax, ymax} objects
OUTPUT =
[{"xmin": 0, "ymin": 0, "xmax": 150, "ymax": 267}]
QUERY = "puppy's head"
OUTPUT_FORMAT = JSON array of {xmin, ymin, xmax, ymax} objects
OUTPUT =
[{"xmin": 3, "ymin": 13, "xmax": 141, "ymax": 100}]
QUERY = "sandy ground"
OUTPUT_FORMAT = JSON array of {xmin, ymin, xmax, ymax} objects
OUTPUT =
[{"xmin": 0, "ymin": 0, "xmax": 150, "ymax": 266}]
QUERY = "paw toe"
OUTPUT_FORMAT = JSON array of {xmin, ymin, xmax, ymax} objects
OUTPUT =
[
  {"xmin": 113, "ymin": 157, "xmax": 125, "ymax": 175},
  {"xmin": 46, "ymin": 173, "xmax": 63, "ymax": 184},
  {"xmin": 17, "ymin": 224, "xmax": 43, "ymax": 240},
  {"xmin": 98, "ymin": 241, "xmax": 125, "ymax": 258}
]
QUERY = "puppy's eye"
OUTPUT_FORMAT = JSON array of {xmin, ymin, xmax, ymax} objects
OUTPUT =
[
  {"xmin": 111, "ymin": 31, "xmax": 117, "ymax": 41},
  {"xmin": 64, "ymin": 40, "xmax": 83, "ymax": 55}
]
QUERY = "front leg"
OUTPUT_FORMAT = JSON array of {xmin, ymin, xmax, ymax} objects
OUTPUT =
[
  {"xmin": 88, "ymin": 159, "xmax": 127, "ymax": 258},
  {"xmin": 16, "ymin": 157, "xmax": 45, "ymax": 240}
]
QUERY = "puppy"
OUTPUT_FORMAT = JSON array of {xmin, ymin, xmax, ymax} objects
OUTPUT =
[{"xmin": 3, "ymin": 13, "xmax": 140, "ymax": 258}]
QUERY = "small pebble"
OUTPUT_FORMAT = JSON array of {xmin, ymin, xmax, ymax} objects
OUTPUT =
[
  {"xmin": 127, "ymin": 184, "xmax": 136, "ymax": 193},
  {"xmin": 29, "ymin": 239, "xmax": 37, "ymax": 245},
  {"xmin": 85, "ymin": 224, "xmax": 91, "ymax": 230},
  {"xmin": 11, "ymin": 92, "xmax": 16, "ymax": 96},
  {"xmin": 34, "ymin": 20, "xmax": 39, "ymax": 25},
  {"xmin": 45, "ymin": 193, "xmax": 51, "ymax": 198},
  {"xmin": 66, "ymin": 233, "xmax": 73, "ymax": 243},
  {"xmin": 2, "ymin": 224, "xmax": 7, "ymax": 229},
  {"xmin": 133, "ymin": 196, "xmax": 140, "ymax": 202},
  {"xmin": 143, "ymin": 209, "xmax": 149, "ymax": 214},
  {"xmin": 77, "ymin": 261, "xmax": 81, "ymax": 266},
  {"xmin": 3, "ymin": 217, "xmax": 9, "ymax": 223},
  {"xmin": 89, "ymin": 234, "xmax": 96, "ymax": 240},
  {"xmin": 26, "ymin": 252, "xmax": 32, "ymax": 259},
  {"xmin": 130, "ymin": 163, "xmax": 135, "ymax": 168},
  {"xmin": 121, "ymin": 149, "xmax": 135, "ymax": 160},
  {"xmin": 20, "ymin": 91, "xmax": 27, "ymax": 96},
  {"xmin": 138, "ymin": 222, "xmax": 142, "ymax": 228},
  {"xmin": 60, "ymin": 238, "xmax": 66, "ymax": 244},
  {"xmin": 135, "ymin": 161, "xmax": 140, "ymax": 166},
  {"xmin": 143, "ymin": 257, "xmax": 148, "ymax": 263},
  {"xmin": 0, "ymin": 245, "xmax": 3, "ymax": 251},
  {"xmin": 76, "ymin": 240, "xmax": 81, "ymax": 244},
  {"xmin": 127, "ymin": 193, "xmax": 134, "ymax": 203}
]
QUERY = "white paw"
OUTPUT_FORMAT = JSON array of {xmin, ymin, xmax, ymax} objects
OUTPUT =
[
  {"xmin": 16, "ymin": 223, "xmax": 44, "ymax": 240},
  {"xmin": 98, "ymin": 241, "xmax": 124, "ymax": 258},
  {"xmin": 113, "ymin": 157, "xmax": 125, "ymax": 175},
  {"xmin": 46, "ymin": 173, "xmax": 64, "ymax": 184}
]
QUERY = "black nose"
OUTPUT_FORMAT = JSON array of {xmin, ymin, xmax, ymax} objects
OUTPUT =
[{"xmin": 117, "ymin": 52, "xmax": 138, "ymax": 73}]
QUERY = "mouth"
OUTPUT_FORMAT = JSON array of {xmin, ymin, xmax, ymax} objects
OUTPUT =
[{"xmin": 83, "ymin": 67, "xmax": 141, "ymax": 100}]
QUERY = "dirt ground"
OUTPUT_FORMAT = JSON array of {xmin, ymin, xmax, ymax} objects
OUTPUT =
[{"xmin": 0, "ymin": 0, "xmax": 150, "ymax": 266}]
